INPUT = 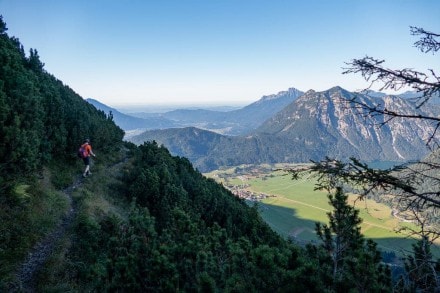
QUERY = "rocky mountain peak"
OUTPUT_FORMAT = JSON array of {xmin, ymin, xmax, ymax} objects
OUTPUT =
[
  {"xmin": 257, "ymin": 87, "xmax": 303, "ymax": 103},
  {"xmin": 256, "ymin": 87, "xmax": 439, "ymax": 162}
]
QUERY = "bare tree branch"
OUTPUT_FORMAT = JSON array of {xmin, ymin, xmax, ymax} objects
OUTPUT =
[
  {"xmin": 289, "ymin": 157, "xmax": 440, "ymax": 209},
  {"xmin": 342, "ymin": 56, "xmax": 440, "ymax": 108},
  {"xmin": 411, "ymin": 26, "xmax": 440, "ymax": 53}
]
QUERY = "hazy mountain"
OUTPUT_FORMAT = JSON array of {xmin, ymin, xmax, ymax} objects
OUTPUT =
[
  {"xmin": 130, "ymin": 86, "xmax": 440, "ymax": 172},
  {"xmin": 360, "ymin": 89, "xmax": 387, "ymax": 98},
  {"xmin": 359, "ymin": 89, "xmax": 423, "ymax": 100},
  {"xmin": 86, "ymin": 98, "xmax": 177, "ymax": 132},
  {"xmin": 397, "ymin": 90, "xmax": 440, "ymax": 105},
  {"xmin": 120, "ymin": 104, "xmax": 242, "ymax": 115},
  {"xmin": 157, "ymin": 87, "xmax": 304, "ymax": 135},
  {"xmin": 89, "ymin": 87, "xmax": 303, "ymax": 136},
  {"xmin": 224, "ymin": 87, "xmax": 304, "ymax": 133}
]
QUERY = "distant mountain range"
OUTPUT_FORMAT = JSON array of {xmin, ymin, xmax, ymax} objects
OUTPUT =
[
  {"xmin": 87, "ymin": 87, "xmax": 303, "ymax": 136},
  {"xmin": 87, "ymin": 99, "xmax": 178, "ymax": 132},
  {"xmin": 128, "ymin": 87, "xmax": 440, "ymax": 172}
]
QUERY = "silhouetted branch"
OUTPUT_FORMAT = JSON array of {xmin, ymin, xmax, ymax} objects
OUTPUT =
[
  {"xmin": 411, "ymin": 26, "xmax": 440, "ymax": 53},
  {"xmin": 288, "ymin": 157, "xmax": 440, "ymax": 210},
  {"xmin": 343, "ymin": 57, "xmax": 440, "ymax": 108}
]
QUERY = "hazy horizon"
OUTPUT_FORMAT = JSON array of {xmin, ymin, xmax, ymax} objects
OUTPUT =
[
  {"xmin": 114, "ymin": 102, "xmax": 246, "ymax": 114},
  {"xmin": 94, "ymin": 84, "xmax": 427, "ymax": 114}
]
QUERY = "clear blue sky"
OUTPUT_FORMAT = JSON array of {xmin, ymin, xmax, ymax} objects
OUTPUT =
[{"xmin": 1, "ymin": 0, "xmax": 439, "ymax": 107}]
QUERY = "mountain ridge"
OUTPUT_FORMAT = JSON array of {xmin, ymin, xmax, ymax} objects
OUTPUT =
[{"xmin": 130, "ymin": 86, "xmax": 440, "ymax": 171}]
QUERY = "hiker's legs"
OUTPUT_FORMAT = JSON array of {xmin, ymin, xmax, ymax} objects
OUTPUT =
[
  {"xmin": 84, "ymin": 164, "xmax": 90, "ymax": 176},
  {"xmin": 83, "ymin": 157, "xmax": 90, "ymax": 177}
]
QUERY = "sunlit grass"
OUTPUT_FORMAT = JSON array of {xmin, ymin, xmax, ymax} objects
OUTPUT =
[{"xmin": 206, "ymin": 163, "xmax": 439, "ymax": 256}]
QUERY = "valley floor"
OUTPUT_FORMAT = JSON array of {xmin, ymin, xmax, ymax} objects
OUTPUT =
[{"xmin": 204, "ymin": 163, "xmax": 440, "ymax": 258}]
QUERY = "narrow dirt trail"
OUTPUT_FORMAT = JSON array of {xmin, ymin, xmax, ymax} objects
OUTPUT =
[
  {"xmin": 10, "ymin": 176, "xmax": 82, "ymax": 292},
  {"xmin": 10, "ymin": 149, "xmax": 129, "ymax": 292}
]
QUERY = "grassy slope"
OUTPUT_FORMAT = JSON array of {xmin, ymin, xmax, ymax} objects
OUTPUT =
[
  {"xmin": 205, "ymin": 165, "xmax": 440, "ymax": 257},
  {"xmin": 0, "ymin": 167, "xmax": 71, "ymax": 286},
  {"xmin": 31, "ymin": 146, "xmax": 129, "ymax": 291},
  {"xmin": 0, "ymin": 144, "xmax": 128, "ymax": 290}
]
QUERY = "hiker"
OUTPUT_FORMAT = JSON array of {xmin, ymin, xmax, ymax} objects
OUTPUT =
[{"xmin": 80, "ymin": 139, "xmax": 96, "ymax": 177}]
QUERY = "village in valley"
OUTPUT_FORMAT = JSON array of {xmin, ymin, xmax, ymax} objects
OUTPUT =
[
  {"xmin": 226, "ymin": 183, "xmax": 276, "ymax": 201},
  {"xmin": 205, "ymin": 164, "xmax": 285, "ymax": 202}
]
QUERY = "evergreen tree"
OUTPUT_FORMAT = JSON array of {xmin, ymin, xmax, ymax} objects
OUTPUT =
[
  {"xmin": 314, "ymin": 187, "xmax": 391, "ymax": 292},
  {"xmin": 27, "ymin": 48, "xmax": 44, "ymax": 72},
  {"xmin": 397, "ymin": 236, "xmax": 440, "ymax": 292},
  {"xmin": 0, "ymin": 15, "xmax": 7, "ymax": 34}
]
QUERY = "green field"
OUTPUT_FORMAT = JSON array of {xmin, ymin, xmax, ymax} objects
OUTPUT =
[{"xmin": 205, "ymin": 164, "xmax": 440, "ymax": 257}]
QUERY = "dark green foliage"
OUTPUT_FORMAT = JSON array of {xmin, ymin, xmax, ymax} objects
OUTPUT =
[
  {"xmin": 0, "ymin": 16, "xmax": 7, "ymax": 34},
  {"xmin": 71, "ymin": 205, "xmax": 159, "ymax": 291},
  {"xmin": 0, "ymin": 16, "xmax": 124, "ymax": 287},
  {"xmin": 70, "ymin": 202, "xmax": 304, "ymax": 292},
  {"xmin": 124, "ymin": 141, "xmax": 283, "ymax": 246},
  {"xmin": 396, "ymin": 236, "xmax": 440, "ymax": 292},
  {"xmin": 64, "ymin": 141, "xmax": 395, "ymax": 291},
  {"xmin": 309, "ymin": 187, "xmax": 392, "ymax": 292},
  {"xmin": 66, "ymin": 141, "xmax": 318, "ymax": 292},
  {"xmin": 0, "ymin": 180, "xmax": 69, "ymax": 287}
]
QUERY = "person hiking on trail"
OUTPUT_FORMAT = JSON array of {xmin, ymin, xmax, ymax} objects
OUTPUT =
[{"xmin": 81, "ymin": 139, "xmax": 96, "ymax": 177}]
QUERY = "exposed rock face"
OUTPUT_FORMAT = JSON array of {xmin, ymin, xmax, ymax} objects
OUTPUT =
[
  {"xmin": 131, "ymin": 86, "xmax": 440, "ymax": 171},
  {"xmin": 257, "ymin": 86, "xmax": 439, "ymax": 162}
]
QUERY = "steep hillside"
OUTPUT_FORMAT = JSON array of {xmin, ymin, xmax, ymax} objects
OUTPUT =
[
  {"xmin": 0, "ymin": 25, "xmax": 124, "ymax": 193},
  {"xmin": 131, "ymin": 87, "xmax": 440, "ymax": 171},
  {"xmin": 0, "ymin": 17, "xmax": 123, "ymax": 289}
]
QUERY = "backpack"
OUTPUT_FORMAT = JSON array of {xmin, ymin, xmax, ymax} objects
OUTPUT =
[{"xmin": 77, "ymin": 145, "xmax": 88, "ymax": 159}]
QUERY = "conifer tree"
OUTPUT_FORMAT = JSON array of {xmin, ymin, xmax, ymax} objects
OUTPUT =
[
  {"xmin": 396, "ymin": 236, "xmax": 440, "ymax": 292},
  {"xmin": 27, "ymin": 48, "xmax": 44, "ymax": 72},
  {"xmin": 315, "ymin": 187, "xmax": 391, "ymax": 292},
  {"xmin": 0, "ymin": 16, "xmax": 7, "ymax": 35}
]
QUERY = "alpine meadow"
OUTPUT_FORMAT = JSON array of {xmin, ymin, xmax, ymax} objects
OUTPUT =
[{"xmin": 1, "ymin": 13, "xmax": 440, "ymax": 293}]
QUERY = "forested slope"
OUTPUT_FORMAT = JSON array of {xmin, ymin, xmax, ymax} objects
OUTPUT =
[{"xmin": 0, "ymin": 17, "xmax": 124, "ymax": 287}]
